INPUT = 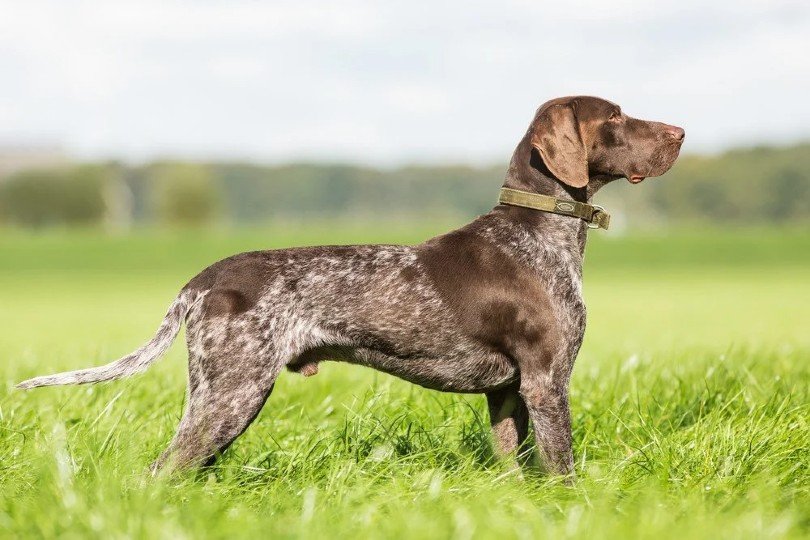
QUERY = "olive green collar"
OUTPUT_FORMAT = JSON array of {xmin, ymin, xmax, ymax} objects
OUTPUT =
[{"xmin": 498, "ymin": 187, "xmax": 611, "ymax": 230}]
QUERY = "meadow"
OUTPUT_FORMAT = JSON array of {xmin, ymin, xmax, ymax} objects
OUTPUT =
[{"xmin": 0, "ymin": 222, "xmax": 808, "ymax": 539}]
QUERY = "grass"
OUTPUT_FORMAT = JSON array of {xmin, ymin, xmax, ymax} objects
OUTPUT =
[{"xmin": 0, "ymin": 222, "xmax": 808, "ymax": 539}]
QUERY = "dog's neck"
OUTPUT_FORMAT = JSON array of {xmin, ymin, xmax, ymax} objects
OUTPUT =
[
  {"xmin": 502, "ymin": 136, "xmax": 614, "ymax": 202},
  {"xmin": 490, "ymin": 136, "xmax": 614, "ymax": 257}
]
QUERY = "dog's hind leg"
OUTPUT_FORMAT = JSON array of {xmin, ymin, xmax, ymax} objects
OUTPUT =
[
  {"xmin": 486, "ymin": 383, "xmax": 530, "ymax": 460},
  {"xmin": 151, "ymin": 351, "xmax": 281, "ymax": 473},
  {"xmin": 151, "ymin": 320, "xmax": 285, "ymax": 474}
]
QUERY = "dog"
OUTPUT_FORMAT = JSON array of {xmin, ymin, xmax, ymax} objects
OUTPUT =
[{"xmin": 17, "ymin": 96, "xmax": 684, "ymax": 476}]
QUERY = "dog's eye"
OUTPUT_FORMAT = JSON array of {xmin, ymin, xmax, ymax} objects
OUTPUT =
[{"xmin": 608, "ymin": 111, "xmax": 622, "ymax": 122}]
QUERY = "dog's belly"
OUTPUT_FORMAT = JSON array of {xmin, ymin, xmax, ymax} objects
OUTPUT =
[
  {"xmin": 354, "ymin": 347, "xmax": 519, "ymax": 393},
  {"xmin": 292, "ymin": 345, "xmax": 518, "ymax": 393}
]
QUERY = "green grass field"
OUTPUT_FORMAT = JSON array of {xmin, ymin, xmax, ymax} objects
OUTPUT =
[{"xmin": 1, "ymin": 223, "xmax": 808, "ymax": 539}]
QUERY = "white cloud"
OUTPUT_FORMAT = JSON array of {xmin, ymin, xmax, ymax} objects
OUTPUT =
[{"xmin": 0, "ymin": 0, "xmax": 808, "ymax": 164}]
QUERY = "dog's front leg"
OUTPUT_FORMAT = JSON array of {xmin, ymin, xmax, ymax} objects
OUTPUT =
[
  {"xmin": 519, "ymin": 374, "xmax": 575, "ymax": 479},
  {"xmin": 486, "ymin": 383, "xmax": 529, "ymax": 460}
]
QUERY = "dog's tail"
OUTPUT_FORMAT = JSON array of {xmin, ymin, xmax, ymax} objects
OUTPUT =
[{"xmin": 15, "ymin": 289, "xmax": 207, "ymax": 390}]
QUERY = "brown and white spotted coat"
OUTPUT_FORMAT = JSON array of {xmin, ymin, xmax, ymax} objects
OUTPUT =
[{"xmin": 17, "ymin": 96, "xmax": 684, "ymax": 477}]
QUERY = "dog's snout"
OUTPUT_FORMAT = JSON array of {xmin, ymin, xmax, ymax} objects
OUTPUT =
[{"xmin": 665, "ymin": 125, "xmax": 685, "ymax": 141}]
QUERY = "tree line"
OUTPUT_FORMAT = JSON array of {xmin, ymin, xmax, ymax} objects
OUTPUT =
[{"xmin": 0, "ymin": 143, "xmax": 807, "ymax": 229}]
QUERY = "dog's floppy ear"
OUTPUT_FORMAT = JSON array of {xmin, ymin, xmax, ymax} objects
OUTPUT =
[{"xmin": 530, "ymin": 103, "xmax": 589, "ymax": 188}]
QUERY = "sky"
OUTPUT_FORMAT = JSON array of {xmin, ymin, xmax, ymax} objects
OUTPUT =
[{"xmin": 0, "ymin": 0, "xmax": 809, "ymax": 165}]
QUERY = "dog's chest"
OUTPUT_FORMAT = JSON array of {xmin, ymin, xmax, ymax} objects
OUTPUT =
[{"xmin": 484, "ymin": 222, "xmax": 587, "ymax": 352}]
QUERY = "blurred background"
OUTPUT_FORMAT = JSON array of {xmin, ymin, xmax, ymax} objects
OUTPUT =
[{"xmin": 0, "ymin": 0, "xmax": 808, "ymax": 231}]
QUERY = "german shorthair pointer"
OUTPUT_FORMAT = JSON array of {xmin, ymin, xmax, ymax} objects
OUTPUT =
[{"xmin": 18, "ymin": 96, "xmax": 684, "ymax": 477}]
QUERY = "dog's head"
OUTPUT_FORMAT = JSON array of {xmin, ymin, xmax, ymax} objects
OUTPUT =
[{"xmin": 528, "ymin": 96, "xmax": 684, "ymax": 188}]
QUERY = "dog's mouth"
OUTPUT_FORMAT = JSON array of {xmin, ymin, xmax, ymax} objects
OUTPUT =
[{"xmin": 627, "ymin": 142, "xmax": 683, "ymax": 184}]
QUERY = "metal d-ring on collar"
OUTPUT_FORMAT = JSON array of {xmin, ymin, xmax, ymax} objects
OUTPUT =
[{"xmin": 586, "ymin": 204, "xmax": 608, "ymax": 229}]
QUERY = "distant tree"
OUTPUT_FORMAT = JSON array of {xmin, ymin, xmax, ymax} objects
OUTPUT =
[
  {"xmin": 648, "ymin": 144, "xmax": 810, "ymax": 225},
  {"xmin": 148, "ymin": 163, "xmax": 221, "ymax": 227},
  {"xmin": 0, "ymin": 165, "xmax": 108, "ymax": 228},
  {"xmin": 63, "ymin": 165, "xmax": 113, "ymax": 224},
  {"xmin": 763, "ymin": 168, "xmax": 808, "ymax": 222}
]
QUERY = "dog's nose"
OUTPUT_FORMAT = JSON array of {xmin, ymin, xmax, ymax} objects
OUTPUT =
[{"xmin": 666, "ymin": 126, "xmax": 685, "ymax": 141}]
